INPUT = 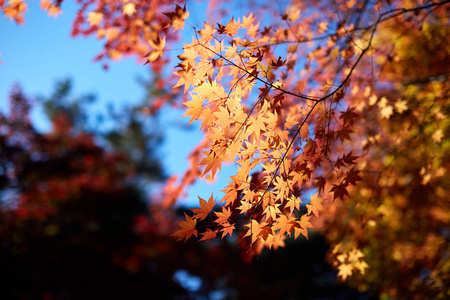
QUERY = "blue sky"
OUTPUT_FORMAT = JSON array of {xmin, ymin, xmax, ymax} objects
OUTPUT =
[{"xmin": 0, "ymin": 0, "xmax": 235, "ymax": 207}]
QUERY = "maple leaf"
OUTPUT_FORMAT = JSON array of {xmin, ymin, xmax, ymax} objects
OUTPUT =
[
  {"xmin": 343, "ymin": 151, "xmax": 359, "ymax": 165},
  {"xmin": 171, "ymin": 213, "xmax": 198, "ymax": 241},
  {"xmin": 394, "ymin": 99, "xmax": 408, "ymax": 114},
  {"xmin": 337, "ymin": 126, "xmax": 353, "ymax": 143},
  {"xmin": 237, "ymin": 200, "xmax": 253, "ymax": 214},
  {"xmin": 293, "ymin": 215, "xmax": 313, "ymax": 239},
  {"xmin": 432, "ymin": 129, "xmax": 444, "ymax": 143},
  {"xmin": 263, "ymin": 232, "xmax": 286, "ymax": 250},
  {"xmin": 199, "ymin": 229, "xmax": 218, "ymax": 242},
  {"xmin": 220, "ymin": 222, "xmax": 235, "ymax": 238},
  {"xmin": 146, "ymin": 36, "xmax": 166, "ymax": 63},
  {"xmin": 247, "ymin": 115, "xmax": 267, "ymax": 139},
  {"xmin": 284, "ymin": 6, "xmax": 301, "ymax": 22},
  {"xmin": 344, "ymin": 167, "xmax": 362, "ymax": 186},
  {"xmin": 284, "ymin": 114, "xmax": 298, "ymax": 129},
  {"xmin": 40, "ymin": 0, "xmax": 52, "ymax": 9},
  {"xmin": 200, "ymin": 153, "xmax": 223, "ymax": 179},
  {"xmin": 273, "ymin": 214, "xmax": 295, "ymax": 236},
  {"xmin": 335, "ymin": 157, "xmax": 345, "ymax": 169},
  {"xmin": 380, "ymin": 105, "xmax": 393, "ymax": 119},
  {"xmin": 348, "ymin": 249, "xmax": 364, "ymax": 262},
  {"xmin": 146, "ymin": 50, "xmax": 164, "ymax": 62},
  {"xmin": 3, "ymin": 0, "xmax": 26, "ymax": 24},
  {"xmin": 318, "ymin": 21, "xmax": 328, "ymax": 33},
  {"xmin": 46, "ymin": 5, "xmax": 61, "ymax": 17},
  {"xmin": 122, "ymin": 3, "xmax": 136, "ymax": 16},
  {"xmin": 218, "ymin": 17, "xmax": 240, "ymax": 36},
  {"xmin": 191, "ymin": 194, "xmax": 215, "ymax": 220},
  {"xmin": 164, "ymin": 4, "xmax": 190, "ymax": 31},
  {"xmin": 198, "ymin": 22, "xmax": 216, "ymax": 43},
  {"xmin": 304, "ymin": 138, "xmax": 317, "ymax": 153},
  {"xmin": 263, "ymin": 203, "xmax": 281, "ymax": 220},
  {"xmin": 354, "ymin": 260, "xmax": 369, "ymax": 275},
  {"xmin": 259, "ymin": 226, "xmax": 273, "ymax": 241},
  {"xmin": 290, "ymin": 169, "xmax": 309, "ymax": 188},
  {"xmin": 214, "ymin": 106, "xmax": 233, "ymax": 128},
  {"xmin": 40, "ymin": 0, "xmax": 60, "ymax": 18},
  {"xmin": 262, "ymin": 161, "xmax": 277, "ymax": 174},
  {"xmin": 214, "ymin": 206, "xmax": 231, "ymax": 225},
  {"xmin": 194, "ymin": 80, "xmax": 226, "ymax": 103},
  {"xmin": 306, "ymin": 193, "xmax": 323, "ymax": 218},
  {"xmin": 338, "ymin": 263, "xmax": 353, "ymax": 280},
  {"xmin": 330, "ymin": 183, "xmax": 349, "ymax": 201},
  {"xmin": 285, "ymin": 195, "xmax": 301, "ymax": 213},
  {"xmin": 314, "ymin": 176, "xmax": 326, "ymax": 194},
  {"xmin": 87, "ymin": 11, "xmax": 103, "ymax": 26},
  {"xmin": 182, "ymin": 94, "xmax": 203, "ymax": 125},
  {"xmin": 241, "ymin": 12, "xmax": 255, "ymax": 28},
  {"xmin": 244, "ymin": 219, "xmax": 267, "ymax": 244},
  {"xmin": 271, "ymin": 56, "xmax": 286, "ymax": 68}
]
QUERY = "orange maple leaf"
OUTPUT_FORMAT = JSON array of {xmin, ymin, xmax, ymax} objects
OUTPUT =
[
  {"xmin": 200, "ymin": 153, "xmax": 223, "ymax": 179},
  {"xmin": 294, "ymin": 215, "xmax": 313, "ymax": 239},
  {"xmin": 244, "ymin": 219, "xmax": 267, "ymax": 244},
  {"xmin": 171, "ymin": 213, "xmax": 198, "ymax": 241},
  {"xmin": 191, "ymin": 194, "xmax": 215, "ymax": 220},
  {"xmin": 214, "ymin": 206, "xmax": 231, "ymax": 225},
  {"xmin": 199, "ymin": 229, "xmax": 218, "ymax": 242},
  {"xmin": 220, "ymin": 222, "xmax": 235, "ymax": 238},
  {"xmin": 273, "ymin": 214, "xmax": 295, "ymax": 236}
]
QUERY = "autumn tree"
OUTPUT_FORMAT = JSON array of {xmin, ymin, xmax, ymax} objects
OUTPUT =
[{"xmin": 2, "ymin": 0, "xmax": 449, "ymax": 298}]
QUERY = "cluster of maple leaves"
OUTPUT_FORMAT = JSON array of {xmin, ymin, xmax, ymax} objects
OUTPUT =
[
  {"xmin": 2, "ymin": 0, "xmax": 449, "ymax": 292},
  {"xmin": 159, "ymin": 5, "xmax": 371, "ymax": 267}
]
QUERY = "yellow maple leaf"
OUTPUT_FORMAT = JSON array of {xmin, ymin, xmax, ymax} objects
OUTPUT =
[
  {"xmin": 432, "ymin": 129, "xmax": 444, "ymax": 143},
  {"xmin": 87, "ymin": 11, "xmax": 103, "ymax": 26},
  {"xmin": 244, "ymin": 220, "xmax": 267, "ymax": 244},
  {"xmin": 380, "ymin": 105, "xmax": 393, "ymax": 119},
  {"xmin": 164, "ymin": 4, "xmax": 190, "ymax": 31},
  {"xmin": 306, "ymin": 193, "xmax": 324, "ymax": 218},
  {"xmin": 241, "ymin": 12, "xmax": 255, "ymax": 28},
  {"xmin": 318, "ymin": 21, "xmax": 328, "ymax": 33},
  {"xmin": 263, "ymin": 203, "xmax": 281, "ymax": 220},
  {"xmin": 377, "ymin": 96, "xmax": 388, "ymax": 108},
  {"xmin": 285, "ymin": 195, "xmax": 301, "ymax": 213},
  {"xmin": 182, "ymin": 94, "xmax": 203, "ymax": 125},
  {"xmin": 394, "ymin": 99, "xmax": 408, "ymax": 113},
  {"xmin": 285, "ymin": 6, "xmax": 300, "ymax": 22},
  {"xmin": 338, "ymin": 263, "xmax": 353, "ymax": 280},
  {"xmin": 198, "ymin": 22, "xmax": 216, "ymax": 43},
  {"xmin": 122, "ymin": 3, "xmax": 136, "ymax": 16}
]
